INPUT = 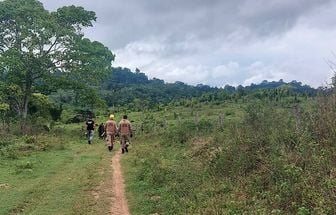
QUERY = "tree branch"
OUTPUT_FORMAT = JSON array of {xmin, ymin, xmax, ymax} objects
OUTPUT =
[{"xmin": 44, "ymin": 36, "xmax": 59, "ymax": 56}]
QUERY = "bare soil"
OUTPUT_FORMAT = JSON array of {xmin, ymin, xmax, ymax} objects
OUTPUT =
[{"xmin": 110, "ymin": 152, "xmax": 130, "ymax": 215}]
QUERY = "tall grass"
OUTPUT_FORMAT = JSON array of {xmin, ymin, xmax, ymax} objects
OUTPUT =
[{"xmin": 124, "ymin": 96, "xmax": 336, "ymax": 214}]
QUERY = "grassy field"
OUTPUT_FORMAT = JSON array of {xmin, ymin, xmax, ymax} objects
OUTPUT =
[
  {"xmin": 0, "ymin": 125, "xmax": 113, "ymax": 215},
  {"xmin": 1, "ymin": 98, "xmax": 336, "ymax": 214},
  {"xmin": 122, "ymin": 99, "xmax": 336, "ymax": 214},
  {"xmin": 122, "ymin": 103, "xmax": 246, "ymax": 214},
  {"xmin": 0, "ymin": 103, "xmax": 245, "ymax": 214}
]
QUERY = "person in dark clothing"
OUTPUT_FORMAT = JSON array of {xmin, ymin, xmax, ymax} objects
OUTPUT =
[
  {"xmin": 86, "ymin": 117, "xmax": 95, "ymax": 144},
  {"xmin": 98, "ymin": 123, "xmax": 105, "ymax": 139}
]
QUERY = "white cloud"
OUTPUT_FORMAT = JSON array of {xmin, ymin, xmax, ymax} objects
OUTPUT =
[
  {"xmin": 211, "ymin": 62, "xmax": 240, "ymax": 79},
  {"xmin": 40, "ymin": 0, "xmax": 336, "ymax": 87}
]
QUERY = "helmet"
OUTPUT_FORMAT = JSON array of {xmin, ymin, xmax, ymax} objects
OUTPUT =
[{"xmin": 109, "ymin": 114, "xmax": 115, "ymax": 120}]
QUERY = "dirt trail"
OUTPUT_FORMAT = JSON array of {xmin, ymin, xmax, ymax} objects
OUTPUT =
[{"xmin": 110, "ymin": 152, "xmax": 130, "ymax": 215}]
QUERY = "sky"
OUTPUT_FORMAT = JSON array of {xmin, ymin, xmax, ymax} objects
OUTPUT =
[{"xmin": 41, "ymin": 0, "xmax": 336, "ymax": 87}]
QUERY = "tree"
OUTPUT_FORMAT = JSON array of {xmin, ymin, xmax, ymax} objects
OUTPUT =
[
  {"xmin": 0, "ymin": 0, "xmax": 114, "ymax": 119},
  {"xmin": 325, "ymin": 53, "xmax": 336, "ymax": 89}
]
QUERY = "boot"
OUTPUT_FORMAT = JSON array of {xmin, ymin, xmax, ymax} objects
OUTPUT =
[
  {"xmin": 88, "ymin": 140, "xmax": 91, "ymax": 144},
  {"xmin": 122, "ymin": 148, "xmax": 125, "ymax": 154},
  {"xmin": 125, "ymin": 146, "xmax": 128, "ymax": 153}
]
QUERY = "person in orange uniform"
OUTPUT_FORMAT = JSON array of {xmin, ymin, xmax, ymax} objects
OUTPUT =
[
  {"xmin": 118, "ymin": 115, "xmax": 133, "ymax": 154},
  {"xmin": 105, "ymin": 114, "xmax": 118, "ymax": 152}
]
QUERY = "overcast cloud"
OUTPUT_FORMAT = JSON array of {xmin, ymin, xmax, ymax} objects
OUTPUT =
[{"xmin": 41, "ymin": 0, "xmax": 336, "ymax": 87}]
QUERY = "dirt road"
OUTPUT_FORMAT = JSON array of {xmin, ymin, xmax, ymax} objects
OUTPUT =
[{"xmin": 110, "ymin": 152, "xmax": 130, "ymax": 215}]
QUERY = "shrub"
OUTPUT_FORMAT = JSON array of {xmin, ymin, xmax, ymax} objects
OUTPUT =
[
  {"xmin": 28, "ymin": 93, "xmax": 52, "ymax": 120},
  {"xmin": 15, "ymin": 161, "xmax": 34, "ymax": 174},
  {"xmin": 162, "ymin": 121, "xmax": 197, "ymax": 145},
  {"xmin": 0, "ymin": 147, "xmax": 18, "ymax": 159}
]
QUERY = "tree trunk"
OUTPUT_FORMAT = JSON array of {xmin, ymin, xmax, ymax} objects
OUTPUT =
[
  {"xmin": 19, "ymin": 89, "xmax": 31, "ymax": 119},
  {"xmin": 19, "ymin": 92, "xmax": 30, "ymax": 133},
  {"xmin": 21, "ymin": 70, "xmax": 33, "ymax": 119},
  {"xmin": 22, "ymin": 94, "xmax": 29, "ymax": 119}
]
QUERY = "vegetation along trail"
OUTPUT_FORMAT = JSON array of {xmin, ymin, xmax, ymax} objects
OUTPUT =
[{"xmin": 2, "ymin": 0, "xmax": 336, "ymax": 214}]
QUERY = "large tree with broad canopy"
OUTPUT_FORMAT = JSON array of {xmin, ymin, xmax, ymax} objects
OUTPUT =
[{"xmin": 0, "ymin": 0, "xmax": 114, "ymax": 118}]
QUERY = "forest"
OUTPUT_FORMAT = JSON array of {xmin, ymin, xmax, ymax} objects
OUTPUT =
[{"xmin": 0, "ymin": 63, "xmax": 319, "ymax": 126}]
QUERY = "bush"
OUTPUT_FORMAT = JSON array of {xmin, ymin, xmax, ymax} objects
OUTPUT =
[
  {"xmin": 205, "ymin": 98, "xmax": 336, "ymax": 213},
  {"xmin": 0, "ymin": 139, "xmax": 11, "ymax": 148},
  {"xmin": 0, "ymin": 146, "xmax": 18, "ymax": 159},
  {"xmin": 61, "ymin": 109, "xmax": 94, "ymax": 124},
  {"xmin": 162, "ymin": 121, "xmax": 197, "ymax": 145},
  {"xmin": 50, "ymin": 105, "xmax": 63, "ymax": 121},
  {"xmin": 28, "ymin": 93, "xmax": 52, "ymax": 120}
]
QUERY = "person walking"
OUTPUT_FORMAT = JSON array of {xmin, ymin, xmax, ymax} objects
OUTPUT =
[
  {"xmin": 118, "ymin": 115, "xmax": 133, "ymax": 154},
  {"xmin": 105, "ymin": 114, "xmax": 118, "ymax": 152},
  {"xmin": 86, "ymin": 116, "xmax": 95, "ymax": 144},
  {"xmin": 98, "ymin": 123, "xmax": 105, "ymax": 139}
]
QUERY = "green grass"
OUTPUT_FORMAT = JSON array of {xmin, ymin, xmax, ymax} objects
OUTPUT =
[
  {"xmin": 121, "ymin": 102, "xmax": 245, "ymax": 214},
  {"xmin": 1, "ymin": 98, "xmax": 333, "ymax": 214},
  {"xmin": 0, "ymin": 126, "xmax": 113, "ymax": 215},
  {"xmin": 123, "ymin": 135, "xmax": 237, "ymax": 214},
  {"xmin": 122, "ymin": 100, "xmax": 336, "ymax": 214}
]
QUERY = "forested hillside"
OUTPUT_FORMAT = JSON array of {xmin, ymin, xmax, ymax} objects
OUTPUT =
[
  {"xmin": 101, "ymin": 67, "xmax": 217, "ymax": 108},
  {"xmin": 100, "ymin": 67, "xmax": 317, "ymax": 110}
]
